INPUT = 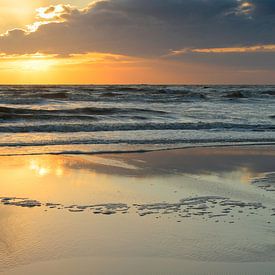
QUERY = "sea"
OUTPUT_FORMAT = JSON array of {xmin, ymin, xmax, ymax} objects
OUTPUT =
[{"xmin": 0, "ymin": 85, "xmax": 274, "ymax": 156}]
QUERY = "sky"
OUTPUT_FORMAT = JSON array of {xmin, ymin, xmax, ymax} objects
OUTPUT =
[{"xmin": 0, "ymin": 0, "xmax": 275, "ymax": 84}]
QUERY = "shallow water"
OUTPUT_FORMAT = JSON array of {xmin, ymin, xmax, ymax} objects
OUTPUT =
[
  {"xmin": 0, "ymin": 147, "xmax": 275, "ymax": 274},
  {"xmin": 0, "ymin": 85, "xmax": 275, "ymax": 155}
]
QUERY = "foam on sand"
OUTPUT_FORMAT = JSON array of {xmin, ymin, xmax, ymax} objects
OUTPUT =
[
  {"xmin": 251, "ymin": 172, "xmax": 275, "ymax": 192},
  {"xmin": 1, "ymin": 196, "xmax": 274, "ymax": 224}
]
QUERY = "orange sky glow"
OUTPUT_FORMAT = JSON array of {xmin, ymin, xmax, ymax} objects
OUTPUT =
[{"xmin": 0, "ymin": 0, "xmax": 274, "ymax": 84}]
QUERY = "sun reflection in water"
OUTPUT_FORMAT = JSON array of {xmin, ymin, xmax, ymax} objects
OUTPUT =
[
  {"xmin": 29, "ymin": 160, "xmax": 50, "ymax": 177},
  {"xmin": 55, "ymin": 167, "xmax": 64, "ymax": 177},
  {"xmin": 29, "ymin": 159, "xmax": 64, "ymax": 177}
]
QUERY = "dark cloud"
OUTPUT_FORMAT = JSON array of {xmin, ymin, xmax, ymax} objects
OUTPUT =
[
  {"xmin": 0, "ymin": 0, "xmax": 275, "ymax": 58},
  {"xmin": 168, "ymin": 52, "xmax": 275, "ymax": 70}
]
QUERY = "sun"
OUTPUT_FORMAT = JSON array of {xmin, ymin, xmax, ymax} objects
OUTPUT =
[
  {"xmin": 19, "ymin": 59, "xmax": 54, "ymax": 71},
  {"xmin": 0, "ymin": 0, "xmax": 45, "ymax": 33}
]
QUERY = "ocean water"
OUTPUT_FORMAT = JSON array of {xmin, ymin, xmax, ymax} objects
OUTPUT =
[{"xmin": 0, "ymin": 85, "xmax": 275, "ymax": 155}]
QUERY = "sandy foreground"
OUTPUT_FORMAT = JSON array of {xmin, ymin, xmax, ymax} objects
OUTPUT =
[{"xmin": 0, "ymin": 146, "xmax": 275, "ymax": 274}]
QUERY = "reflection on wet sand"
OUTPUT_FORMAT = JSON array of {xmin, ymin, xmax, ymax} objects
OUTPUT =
[
  {"xmin": 1, "ymin": 145, "xmax": 274, "ymax": 176},
  {"xmin": 0, "ymin": 146, "xmax": 275, "ymax": 274},
  {"xmin": 0, "ymin": 146, "xmax": 274, "ymax": 213}
]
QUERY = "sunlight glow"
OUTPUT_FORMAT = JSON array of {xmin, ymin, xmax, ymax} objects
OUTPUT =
[
  {"xmin": 25, "ymin": 4, "xmax": 72, "ymax": 33},
  {"xmin": 0, "ymin": 52, "xmax": 143, "ymax": 84},
  {"xmin": 26, "ymin": 21, "xmax": 46, "ymax": 33},
  {"xmin": 19, "ymin": 59, "xmax": 55, "ymax": 71},
  {"xmin": 36, "ymin": 5, "xmax": 72, "ymax": 20},
  {"xmin": 240, "ymin": 1, "xmax": 254, "ymax": 14},
  {"xmin": 0, "ymin": 53, "xmax": 59, "ymax": 71},
  {"xmin": 29, "ymin": 160, "xmax": 50, "ymax": 177},
  {"xmin": 29, "ymin": 159, "xmax": 64, "ymax": 177}
]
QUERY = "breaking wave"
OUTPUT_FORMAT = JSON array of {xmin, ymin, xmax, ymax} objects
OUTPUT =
[{"xmin": 0, "ymin": 85, "xmax": 275, "ymax": 155}]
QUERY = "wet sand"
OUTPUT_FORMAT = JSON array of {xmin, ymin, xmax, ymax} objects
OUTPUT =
[{"xmin": 0, "ymin": 146, "xmax": 275, "ymax": 274}]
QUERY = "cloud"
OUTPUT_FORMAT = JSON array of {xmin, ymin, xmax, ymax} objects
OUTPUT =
[
  {"xmin": 168, "ymin": 51, "xmax": 275, "ymax": 70},
  {"xmin": 0, "ymin": 0, "xmax": 275, "ymax": 59},
  {"xmin": 170, "ymin": 45, "xmax": 275, "ymax": 55},
  {"xmin": 35, "ymin": 4, "xmax": 74, "ymax": 21}
]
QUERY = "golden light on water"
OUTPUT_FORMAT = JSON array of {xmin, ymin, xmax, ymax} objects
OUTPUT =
[
  {"xmin": 55, "ymin": 167, "xmax": 64, "ymax": 177},
  {"xmin": 29, "ymin": 159, "xmax": 64, "ymax": 177},
  {"xmin": 29, "ymin": 160, "xmax": 50, "ymax": 177}
]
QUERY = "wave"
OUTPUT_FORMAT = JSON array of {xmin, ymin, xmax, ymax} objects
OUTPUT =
[
  {"xmin": 0, "ymin": 85, "xmax": 274, "ymax": 156},
  {"xmin": 74, "ymin": 85, "xmax": 275, "ymax": 98},
  {"xmin": 1, "ymin": 137, "xmax": 275, "ymax": 148},
  {"xmin": 0, "ymin": 106, "xmax": 167, "ymax": 119},
  {"xmin": 1, "ymin": 85, "xmax": 275, "ymax": 102},
  {"xmin": 0, "ymin": 114, "xmax": 99, "ymax": 120},
  {"xmin": 0, "ymin": 122, "xmax": 274, "ymax": 133},
  {"xmin": 1, "ymin": 142, "xmax": 275, "ymax": 157}
]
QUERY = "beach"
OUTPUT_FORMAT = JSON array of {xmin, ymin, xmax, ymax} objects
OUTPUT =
[
  {"xmin": 0, "ymin": 146, "xmax": 275, "ymax": 275},
  {"xmin": 1, "ymin": 0, "xmax": 275, "ymax": 273}
]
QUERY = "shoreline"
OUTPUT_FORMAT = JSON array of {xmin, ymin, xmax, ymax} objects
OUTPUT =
[{"xmin": 1, "ymin": 142, "xmax": 275, "ymax": 157}]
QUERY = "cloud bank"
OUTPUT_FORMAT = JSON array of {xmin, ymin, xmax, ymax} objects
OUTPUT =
[
  {"xmin": 0, "ymin": 0, "xmax": 274, "ymax": 57},
  {"xmin": 0, "ymin": 0, "xmax": 275, "ymax": 76}
]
